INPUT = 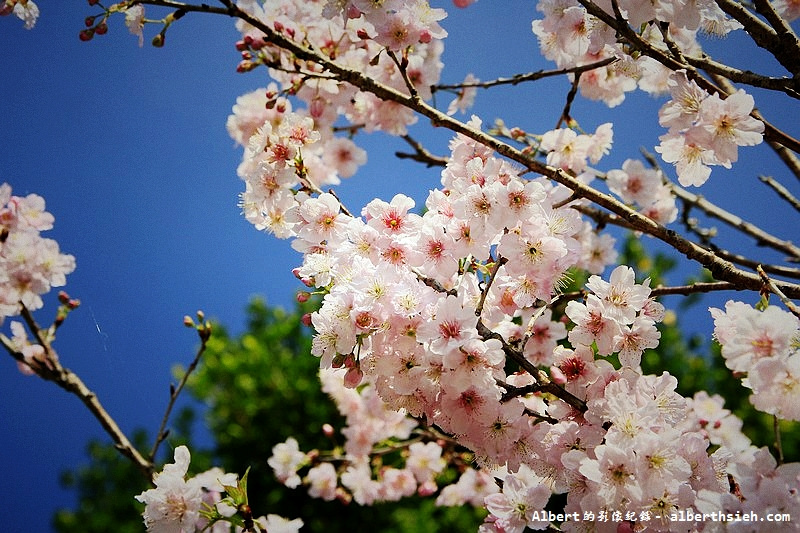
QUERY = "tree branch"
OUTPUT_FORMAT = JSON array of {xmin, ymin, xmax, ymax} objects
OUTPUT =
[
  {"xmin": 758, "ymin": 265, "xmax": 800, "ymax": 318},
  {"xmin": 149, "ymin": 317, "xmax": 212, "ymax": 462},
  {"xmin": 477, "ymin": 320, "xmax": 588, "ymax": 412},
  {"xmin": 759, "ymin": 175, "xmax": 800, "ymax": 213},
  {"xmin": 665, "ymin": 179, "xmax": 800, "ymax": 262},
  {"xmin": 712, "ymin": 0, "xmax": 800, "ymax": 77},
  {"xmin": 396, "ymin": 135, "xmax": 448, "ymax": 167},
  {"xmin": 432, "ymin": 57, "xmax": 617, "ymax": 93},
  {"xmin": 2, "ymin": 307, "xmax": 153, "ymax": 479}
]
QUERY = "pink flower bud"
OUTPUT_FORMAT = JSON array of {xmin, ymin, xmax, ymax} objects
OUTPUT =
[
  {"xmin": 237, "ymin": 61, "xmax": 255, "ymax": 73},
  {"xmin": 309, "ymin": 98, "xmax": 326, "ymax": 119},
  {"xmin": 343, "ymin": 366, "xmax": 363, "ymax": 389},
  {"xmin": 418, "ymin": 480, "xmax": 437, "ymax": 496},
  {"xmin": 296, "ymin": 291, "xmax": 311, "ymax": 303},
  {"xmin": 322, "ymin": 423, "xmax": 334, "ymax": 437},
  {"xmin": 301, "ymin": 313, "xmax": 313, "ymax": 327}
]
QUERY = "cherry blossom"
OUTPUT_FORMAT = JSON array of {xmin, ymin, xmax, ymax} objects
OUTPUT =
[
  {"xmin": 7, "ymin": 2, "xmax": 800, "ymax": 531},
  {"xmin": 1, "ymin": 0, "xmax": 38, "ymax": 28},
  {"xmin": 0, "ymin": 183, "xmax": 76, "ymax": 324}
]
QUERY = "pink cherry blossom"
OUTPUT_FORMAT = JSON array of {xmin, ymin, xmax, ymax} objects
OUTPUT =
[
  {"xmin": 696, "ymin": 89, "xmax": 764, "ymax": 166},
  {"xmin": 268, "ymin": 437, "xmax": 308, "ymax": 488}
]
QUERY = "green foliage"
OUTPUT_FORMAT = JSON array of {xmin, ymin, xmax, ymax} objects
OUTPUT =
[{"xmin": 52, "ymin": 430, "xmax": 149, "ymax": 533}]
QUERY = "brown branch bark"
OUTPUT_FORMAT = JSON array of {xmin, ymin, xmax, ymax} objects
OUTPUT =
[
  {"xmin": 432, "ymin": 57, "xmax": 617, "ymax": 92},
  {"xmin": 3, "ymin": 308, "xmax": 154, "ymax": 479}
]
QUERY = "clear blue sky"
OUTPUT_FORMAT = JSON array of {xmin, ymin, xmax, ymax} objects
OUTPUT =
[{"xmin": 1, "ymin": 3, "xmax": 798, "ymax": 532}]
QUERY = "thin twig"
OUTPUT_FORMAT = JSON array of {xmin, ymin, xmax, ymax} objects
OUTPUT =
[
  {"xmin": 759, "ymin": 175, "xmax": 800, "ymax": 212},
  {"xmin": 396, "ymin": 135, "xmax": 448, "ymax": 167},
  {"xmin": 475, "ymin": 256, "xmax": 507, "ymax": 317},
  {"xmin": 477, "ymin": 319, "xmax": 588, "ymax": 412},
  {"xmin": 757, "ymin": 265, "xmax": 800, "ymax": 318},
  {"xmin": 709, "ymin": 248, "xmax": 800, "ymax": 279},
  {"xmin": 432, "ymin": 57, "xmax": 617, "ymax": 93},
  {"xmin": 774, "ymin": 415, "xmax": 784, "ymax": 465},
  {"xmin": 555, "ymin": 281, "xmax": 742, "ymax": 303},
  {"xmin": 149, "ymin": 322, "xmax": 211, "ymax": 462},
  {"xmin": 665, "ymin": 180, "xmax": 800, "ymax": 261},
  {"xmin": 556, "ymin": 73, "xmax": 582, "ymax": 129}
]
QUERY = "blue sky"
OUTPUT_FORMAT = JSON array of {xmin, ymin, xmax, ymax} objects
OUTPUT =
[{"xmin": 1, "ymin": 2, "xmax": 798, "ymax": 532}]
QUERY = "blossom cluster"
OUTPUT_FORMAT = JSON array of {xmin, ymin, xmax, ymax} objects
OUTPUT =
[
  {"xmin": 605, "ymin": 159, "xmax": 677, "ymax": 225},
  {"xmin": 531, "ymin": 0, "xmax": 741, "ymax": 107},
  {"xmin": 122, "ymin": 1, "xmax": 800, "ymax": 530},
  {"xmin": 238, "ymin": 109, "xmax": 800, "ymax": 530},
  {"xmin": 244, "ymin": 107, "xmax": 796, "ymax": 531},
  {"xmin": 656, "ymin": 71, "xmax": 764, "ymax": 187},
  {"xmin": 531, "ymin": 0, "xmax": 765, "ymax": 187},
  {"xmin": 5, "ymin": 1, "xmax": 798, "ymax": 532},
  {"xmin": 224, "ymin": 0, "xmax": 455, "ymax": 238},
  {"xmin": 712, "ymin": 301, "xmax": 800, "ymax": 421},
  {"xmin": 0, "ymin": 183, "xmax": 75, "ymax": 325},
  {"xmin": 270, "ymin": 317, "xmax": 800, "ymax": 533},
  {"xmin": 136, "ymin": 445, "xmax": 303, "ymax": 533},
  {"xmin": 233, "ymin": 0, "xmax": 444, "ymax": 135},
  {"xmin": 269, "ymin": 368, "xmax": 501, "ymax": 509},
  {"xmin": 224, "ymin": 57, "xmax": 800, "ymax": 526}
]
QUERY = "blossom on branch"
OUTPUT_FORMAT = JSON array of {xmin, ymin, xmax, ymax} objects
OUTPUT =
[
  {"xmin": 135, "ymin": 446, "xmax": 238, "ymax": 533},
  {"xmin": 0, "ymin": 183, "xmax": 76, "ymax": 325}
]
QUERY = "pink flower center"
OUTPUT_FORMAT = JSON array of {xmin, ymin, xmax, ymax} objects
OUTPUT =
[{"xmin": 439, "ymin": 320, "xmax": 462, "ymax": 340}]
